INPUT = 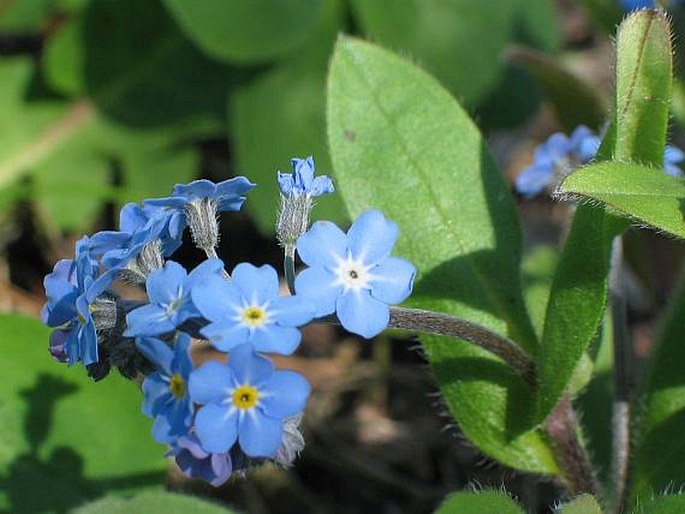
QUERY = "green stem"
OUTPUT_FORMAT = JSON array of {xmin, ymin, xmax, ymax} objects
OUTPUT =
[{"xmin": 284, "ymin": 245, "xmax": 296, "ymax": 295}]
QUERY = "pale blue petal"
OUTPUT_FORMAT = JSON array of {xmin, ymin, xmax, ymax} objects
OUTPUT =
[
  {"xmin": 79, "ymin": 319, "xmax": 99, "ymax": 365},
  {"xmin": 195, "ymin": 403, "xmax": 239, "ymax": 453},
  {"xmin": 293, "ymin": 267, "xmax": 340, "ymax": 317},
  {"xmin": 228, "ymin": 344, "xmax": 274, "ymax": 386},
  {"xmin": 141, "ymin": 373, "xmax": 170, "ymax": 417},
  {"xmin": 174, "ymin": 334, "xmax": 193, "ymax": 377},
  {"xmin": 192, "ymin": 275, "xmax": 243, "ymax": 323},
  {"xmin": 136, "ymin": 337, "xmax": 174, "ymax": 376},
  {"xmin": 268, "ymin": 296, "xmax": 315, "ymax": 326},
  {"xmin": 337, "ymin": 290, "xmax": 389, "ymax": 339},
  {"xmin": 186, "ymin": 258, "xmax": 225, "ymax": 288},
  {"xmin": 310, "ymin": 175, "xmax": 334, "ymax": 196},
  {"xmin": 515, "ymin": 162, "xmax": 554, "ymax": 198},
  {"xmin": 250, "ymin": 325, "xmax": 301, "ymax": 356},
  {"xmin": 239, "ymin": 411, "xmax": 283, "ymax": 458},
  {"xmin": 665, "ymin": 163, "xmax": 684, "ymax": 177},
  {"xmin": 147, "ymin": 261, "xmax": 187, "ymax": 304},
  {"xmin": 201, "ymin": 321, "xmax": 250, "ymax": 351},
  {"xmin": 296, "ymin": 221, "xmax": 347, "ymax": 268},
  {"xmin": 124, "ymin": 304, "xmax": 175, "ymax": 337},
  {"xmin": 173, "ymin": 179, "xmax": 216, "ymax": 199},
  {"xmin": 370, "ymin": 257, "xmax": 416, "ymax": 304},
  {"xmin": 261, "ymin": 371, "xmax": 310, "ymax": 419},
  {"xmin": 347, "ymin": 210, "xmax": 398, "ymax": 264},
  {"xmin": 189, "ymin": 361, "xmax": 234, "ymax": 405},
  {"xmin": 232, "ymin": 263, "xmax": 279, "ymax": 304}
]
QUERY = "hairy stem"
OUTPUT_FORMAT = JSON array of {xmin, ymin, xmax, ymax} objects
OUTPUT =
[
  {"xmin": 546, "ymin": 395, "xmax": 601, "ymax": 496},
  {"xmin": 284, "ymin": 245, "xmax": 296, "ymax": 295},
  {"xmin": 610, "ymin": 236, "xmax": 631, "ymax": 514},
  {"xmin": 202, "ymin": 246, "xmax": 231, "ymax": 280},
  {"xmin": 387, "ymin": 306, "xmax": 535, "ymax": 386}
]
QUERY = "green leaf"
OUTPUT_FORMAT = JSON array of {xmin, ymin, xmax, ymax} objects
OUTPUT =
[
  {"xmin": 327, "ymin": 36, "xmax": 556, "ymax": 473},
  {"xmin": 43, "ymin": 0, "xmax": 233, "ymax": 129},
  {"xmin": 512, "ymin": 0, "xmax": 562, "ymax": 53},
  {"xmin": 635, "ymin": 495, "xmax": 685, "ymax": 514},
  {"xmin": 522, "ymin": 245, "xmax": 558, "ymax": 339},
  {"xmin": 435, "ymin": 491, "xmax": 523, "ymax": 514},
  {"xmin": 537, "ymin": 9, "xmax": 672, "ymax": 422},
  {"xmin": 0, "ymin": 0, "xmax": 54, "ymax": 30},
  {"xmin": 163, "ymin": 0, "xmax": 323, "ymax": 64},
  {"xmin": 72, "ymin": 491, "xmax": 236, "ymax": 514},
  {"xmin": 0, "ymin": 315, "xmax": 166, "ymax": 513},
  {"xmin": 559, "ymin": 162, "xmax": 685, "ymax": 239},
  {"xmin": 348, "ymin": 0, "xmax": 518, "ymax": 106},
  {"xmin": 508, "ymin": 48, "xmax": 608, "ymax": 131},
  {"xmin": 558, "ymin": 495, "xmax": 603, "ymax": 514},
  {"xmin": 632, "ymin": 275, "xmax": 685, "ymax": 498},
  {"xmin": 614, "ymin": 11, "xmax": 673, "ymax": 164},
  {"xmin": 231, "ymin": 0, "xmax": 347, "ymax": 234}
]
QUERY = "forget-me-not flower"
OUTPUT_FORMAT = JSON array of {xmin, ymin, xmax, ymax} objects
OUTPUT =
[
  {"xmin": 42, "ymin": 237, "xmax": 101, "ymax": 365},
  {"xmin": 167, "ymin": 434, "xmax": 234, "ymax": 486},
  {"xmin": 191, "ymin": 262, "xmax": 315, "ymax": 355},
  {"xmin": 277, "ymin": 156, "xmax": 334, "ymax": 197},
  {"xmin": 137, "ymin": 334, "xmax": 193, "ymax": 443},
  {"xmin": 125, "ymin": 259, "xmax": 225, "ymax": 337},
  {"xmin": 294, "ymin": 210, "xmax": 416, "ymax": 338},
  {"xmin": 189, "ymin": 344, "xmax": 311, "ymax": 457}
]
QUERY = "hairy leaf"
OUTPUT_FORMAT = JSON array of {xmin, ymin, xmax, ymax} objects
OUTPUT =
[{"xmin": 435, "ymin": 491, "xmax": 523, "ymax": 514}]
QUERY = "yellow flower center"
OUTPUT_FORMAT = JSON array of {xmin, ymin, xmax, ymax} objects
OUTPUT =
[
  {"xmin": 242, "ymin": 306, "xmax": 267, "ymax": 327},
  {"xmin": 169, "ymin": 374, "xmax": 186, "ymax": 398},
  {"xmin": 232, "ymin": 385, "xmax": 259, "ymax": 409},
  {"xmin": 77, "ymin": 313, "xmax": 87, "ymax": 325}
]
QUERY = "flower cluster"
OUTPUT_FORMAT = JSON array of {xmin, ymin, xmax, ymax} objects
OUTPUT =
[
  {"xmin": 41, "ymin": 156, "xmax": 416, "ymax": 486},
  {"xmin": 515, "ymin": 125, "xmax": 684, "ymax": 198}
]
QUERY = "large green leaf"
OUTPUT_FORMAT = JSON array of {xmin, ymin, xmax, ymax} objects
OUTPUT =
[
  {"xmin": 327, "ymin": 36, "xmax": 556, "ymax": 473},
  {"xmin": 162, "ymin": 0, "xmax": 323, "ymax": 64},
  {"xmin": 348, "ymin": 0, "xmax": 518, "ymax": 106},
  {"xmin": 0, "ymin": 0, "xmax": 54, "ymax": 30},
  {"xmin": 632, "ymin": 275, "xmax": 685, "ymax": 498},
  {"xmin": 231, "ymin": 0, "xmax": 347, "ymax": 235},
  {"xmin": 72, "ymin": 491, "xmax": 236, "ymax": 514},
  {"xmin": 537, "ymin": 9, "xmax": 672, "ymax": 422},
  {"xmin": 559, "ymin": 162, "xmax": 685, "ymax": 239},
  {"xmin": 435, "ymin": 491, "xmax": 523, "ymax": 514},
  {"xmin": 512, "ymin": 0, "xmax": 562, "ymax": 53},
  {"xmin": 0, "ymin": 315, "xmax": 166, "ymax": 513}
]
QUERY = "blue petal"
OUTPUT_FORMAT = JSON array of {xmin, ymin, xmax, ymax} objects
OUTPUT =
[
  {"xmin": 250, "ymin": 325, "xmax": 302, "ymax": 356},
  {"xmin": 293, "ymin": 267, "xmax": 340, "ymax": 317},
  {"xmin": 238, "ymin": 411, "xmax": 283, "ymax": 458},
  {"xmin": 336, "ymin": 290, "xmax": 390, "ymax": 339},
  {"xmin": 158, "ymin": 397, "xmax": 192, "ymax": 442},
  {"xmin": 173, "ymin": 333, "xmax": 193, "ymax": 377},
  {"xmin": 541, "ymin": 132, "xmax": 572, "ymax": 161},
  {"xmin": 173, "ymin": 179, "xmax": 216, "ymax": 199},
  {"xmin": 228, "ymin": 344, "xmax": 274, "ymax": 386},
  {"xmin": 195, "ymin": 403, "xmax": 239, "ymax": 453},
  {"xmin": 261, "ymin": 370, "xmax": 311, "ymax": 419},
  {"xmin": 514, "ymin": 162, "xmax": 554, "ymax": 198},
  {"xmin": 665, "ymin": 145, "xmax": 685, "ymax": 165},
  {"xmin": 310, "ymin": 175, "xmax": 334, "ymax": 196},
  {"xmin": 186, "ymin": 258, "xmax": 225, "ymax": 289},
  {"xmin": 232, "ymin": 263, "xmax": 279, "ymax": 304},
  {"xmin": 277, "ymin": 172, "xmax": 295, "ymax": 195},
  {"xmin": 146, "ymin": 261, "xmax": 187, "ymax": 305},
  {"xmin": 189, "ymin": 361, "xmax": 234, "ymax": 405},
  {"xmin": 192, "ymin": 275, "xmax": 243, "ymax": 323},
  {"xmin": 369, "ymin": 257, "xmax": 416, "ymax": 304},
  {"xmin": 296, "ymin": 221, "xmax": 347, "ymax": 268},
  {"xmin": 293, "ymin": 156, "xmax": 315, "ymax": 190},
  {"xmin": 268, "ymin": 296, "xmax": 315, "ymax": 326},
  {"xmin": 124, "ymin": 304, "xmax": 175, "ymax": 337},
  {"xmin": 141, "ymin": 373, "xmax": 170, "ymax": 417},
  {"xmin": 136, "ymin": 337, "xmax": 174, "ymax": 376},
  {"xmin": 215, "ymin": 176, "xmax": 255, "ymax": 211},
  {"xmin": 88, "ymin": 231, "xmax": 131, "ymax": 258},
  {"xmin": 119, "ymin": 203, "xmax": 149, "ymax": 233},
  {"xmin": 347, "ymin": 210, "xmax": 398, "ymax": 264},
  {"xmin": 201, "ymin": 321, "xmax": 250, "ymax": 351},
  {"xmin": 209, "ymin": 453, "xmax": 233, "ymax": 486},
  {"xmin": 665, "ymin": 163, "xmax": 684, "ymax": 177},
  {"xmin": 79, "ymin": 318, "xmax": 99, "ymax": 365}
]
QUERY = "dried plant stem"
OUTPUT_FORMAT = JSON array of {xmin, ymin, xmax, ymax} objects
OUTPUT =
[
  {"xmin": 610, "ymin": 236, "xmax": 632, "ymax": 514},
  {"xmin": 387, "ymin": 306, "xmax": 535, "ymax": 386}
]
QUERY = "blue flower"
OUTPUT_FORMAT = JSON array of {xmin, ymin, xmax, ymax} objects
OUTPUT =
[
  {"xmin": 137, "ymin": 334, "xmax": 193, "ymax": 443},
  {"xmin": 124, "ymin": 259, "xmax": 225, "ymax": 337},
  {"xmin": 189, "ymin": 344, "xmax": 311, "ymax": 457},
  {"xmin": 294, "ymin": 210, "xmax": 416, "ymax": 338},
  {"xmin": 167, "ymin": 434, "xmax": 234, "ymax": 486},
  {"xmin": 277, "ymin": 156, "xmax": 334, "ymax": 197},
  {"xmin": 42, "ymin": 237, "xmax": 100, "ymax": 366},
  {"xmin": 191, "ymin": 263, "xmax": 315, "ymax": 355},
  {"xmin": 664, "ymin": 145, "xmax": 684, "ymax": 177},
  {"xmin": 620, "ymin": 0, "xmax": 654, "ymax": 9}
]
